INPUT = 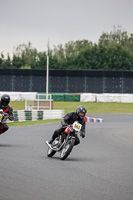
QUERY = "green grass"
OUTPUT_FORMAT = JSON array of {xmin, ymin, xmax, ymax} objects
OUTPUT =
[
  {"xmin": 10, "ymin": 101, "xmax": 133, "ymax": 114},
  {"xmin": 10, "ymin": 101, "xmax": 25, "ymax": 110},
  {"xmin": 8, "ymin": 101, "xmax": 133, "ymax": 127},
  {"xmin": 8, "ymin": 119, "xmax": 60, "ymax": 127},
  {"xmin": 53, "ymin": 101, "xmax": 133, "ymax": 113}
]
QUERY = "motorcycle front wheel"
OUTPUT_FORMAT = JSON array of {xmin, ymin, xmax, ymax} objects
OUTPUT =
[
  {"xmin": 60, "ymin": 138, "xmax": 75, "ymax": 160},
  {"xmin": 47, "ymin": 147, "xmax": 56, "ymax": 157},
  {"xmin": 47, "ymin": 137, "xmax": 60, "ymax": 157}
]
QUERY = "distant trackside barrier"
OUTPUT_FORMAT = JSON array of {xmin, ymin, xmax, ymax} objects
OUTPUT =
[
  {"xmin": 1, "ymin": 92, "xmax": 133, "ymax": 103},
  {"xmin": 84, "ymin": 117, "xmax": 104, "ymax": 123},
  {"xmin": 8, "ymin": 110, "xmax": 65, "ymax": 122},
  {"xmin": 6, "ymin": 111, "xmax": 104, "ymax": 123}
]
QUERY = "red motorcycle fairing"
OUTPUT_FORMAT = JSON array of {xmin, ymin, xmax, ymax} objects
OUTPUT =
[
  {"xmin": 64, "ymin": 126, "xmax": 71, "ymax": 133},
  {"xmin": 3, "ymin": 108, "xmax": 9, "ymax": 113}
]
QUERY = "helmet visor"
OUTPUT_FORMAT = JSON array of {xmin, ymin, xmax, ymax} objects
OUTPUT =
[
  {"xmin": 2, "ymin": 101, "xmax": 9, "ymax": 106},
  {"xmin": 78, "ymin": 112, "xmax": 85, "ymax": 118}
]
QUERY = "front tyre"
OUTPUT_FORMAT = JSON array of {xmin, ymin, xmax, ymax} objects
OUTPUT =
[
  {"xmin": 47, "ymin": 147, "xmax": 56, "ymax": 157},
  {"xmin": 47, "ymin": 137, "xmax": 60, "ymax": 157},
  {"xmin": 60, "ymin": 138, "xmax": 75, "ymax": 160}
]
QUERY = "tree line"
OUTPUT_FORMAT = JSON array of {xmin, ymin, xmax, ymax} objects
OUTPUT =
[{"xmin": 1, "ymin": 26, "xmax": 133, "ymax": 70}]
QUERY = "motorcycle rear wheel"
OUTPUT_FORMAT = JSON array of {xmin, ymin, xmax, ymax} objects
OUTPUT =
[{"xmin": 60, "ymin": 138, "xmax": 75, "ymax": 160}]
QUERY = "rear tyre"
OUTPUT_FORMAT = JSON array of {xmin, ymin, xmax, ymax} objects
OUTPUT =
[{"xmin": 60, "ymin": 138, "xmax": 75, "ymax": 160}]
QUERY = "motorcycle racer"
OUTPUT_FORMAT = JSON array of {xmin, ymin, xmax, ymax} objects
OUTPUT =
[
  {"xmin": 0, "ymin": 94, "xmax": 14, "ymax": 135},
  {"xmin": 48, "ymin": 105, "xmax": 87, "ymax": 146}
]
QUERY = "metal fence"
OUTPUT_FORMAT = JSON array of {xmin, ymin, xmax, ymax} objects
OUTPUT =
[{"xmin": 0, "ymin": 69, "xmax": 133, "ymax": 93}]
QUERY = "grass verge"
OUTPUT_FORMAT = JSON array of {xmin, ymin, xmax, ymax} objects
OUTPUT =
[
  {"xmin": 8, "ymin": 119, "xmax": 60, "ymax": 127},
  {"xmin": 53, "ymin": 102, "xmax": 133, "ymax": 113},
  {"xmin": 10, "ymin": 101, "xmax": 133, "ymax": 114}
]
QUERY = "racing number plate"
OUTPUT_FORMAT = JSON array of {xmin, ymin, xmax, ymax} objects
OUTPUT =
[{"xmin": 73, "ymin": 121, "xmax": 82, "ymax": 132}]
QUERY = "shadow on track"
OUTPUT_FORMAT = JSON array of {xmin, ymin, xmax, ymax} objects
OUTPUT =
[
  {"xmin": 43, "ymin": 155, "xmax": 89, "ymax": 162},
  {"xmin": 0, "ymin": 144, "xmax": 21, "ymax": 148}
]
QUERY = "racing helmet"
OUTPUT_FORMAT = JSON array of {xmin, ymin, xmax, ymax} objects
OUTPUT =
[
  {"xmin": 76, "ymin": 105, "xmax": 87, "ymax": 119},
  {"xmin": 1, "ymin": 94, "xmax": 10, "ymax": 106}
]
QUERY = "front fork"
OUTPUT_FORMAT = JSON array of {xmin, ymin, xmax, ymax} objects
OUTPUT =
[{"xmin": 63, "ymin": 132, "xmax": 76, "ymax": 147}]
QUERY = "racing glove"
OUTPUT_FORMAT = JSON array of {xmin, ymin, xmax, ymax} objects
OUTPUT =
[
  {"xmin": 80, "ymin": 131, "xmax": 85, "ymax": 138},
  {"xmin": 8, "ymin": 115, "xmax": 14, "ymax": 121}
]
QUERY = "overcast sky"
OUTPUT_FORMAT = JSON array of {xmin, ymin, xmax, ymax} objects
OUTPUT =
[{"xmin": 0, "ymin": 0, "xmax": 133, "ymax": 57}]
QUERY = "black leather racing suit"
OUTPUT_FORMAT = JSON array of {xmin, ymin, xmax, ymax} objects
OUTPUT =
[
  {"xmin": 51, "ymin": 112, "xmax": 86, "ymax": 145},
  {"xmin": 0, "ymin": 101, "xmax": 14, "ymax": 135}
]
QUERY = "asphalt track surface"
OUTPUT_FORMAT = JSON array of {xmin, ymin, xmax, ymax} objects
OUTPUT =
[{"xmin": 0, "ymin": 114, "xmax": 133, "ymax": 200}]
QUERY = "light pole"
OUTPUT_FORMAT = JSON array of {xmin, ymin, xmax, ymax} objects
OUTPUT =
[{"xmin": 46, "ymin": 41, "xmax": 49, "ymax": 99}]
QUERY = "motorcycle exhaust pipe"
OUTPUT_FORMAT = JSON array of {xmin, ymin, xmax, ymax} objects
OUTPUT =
[
  {"xmin": 45, "ymin": 140, "xmax": 64, "ymax": 152},
  {"xmin": 45, "ymin": 141, "xmax": 53, "ymax": 149},
  {"xmin": 45, "ymin": 141, "xmax": 59, "ymax": 151}
]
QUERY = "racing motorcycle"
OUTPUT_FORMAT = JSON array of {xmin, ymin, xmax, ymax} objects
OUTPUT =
[
  {"xmin": 45, "ymin": 121, "xmax": 82, "ymax": 160},
  {"xmin": 0, "ymin": 109, "xmax": 9, "ymax": 122}
]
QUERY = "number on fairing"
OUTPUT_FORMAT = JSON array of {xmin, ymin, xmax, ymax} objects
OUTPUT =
[{"xmin": 73, "ymin": 121, "xmax": 82, "ymax": 131}]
